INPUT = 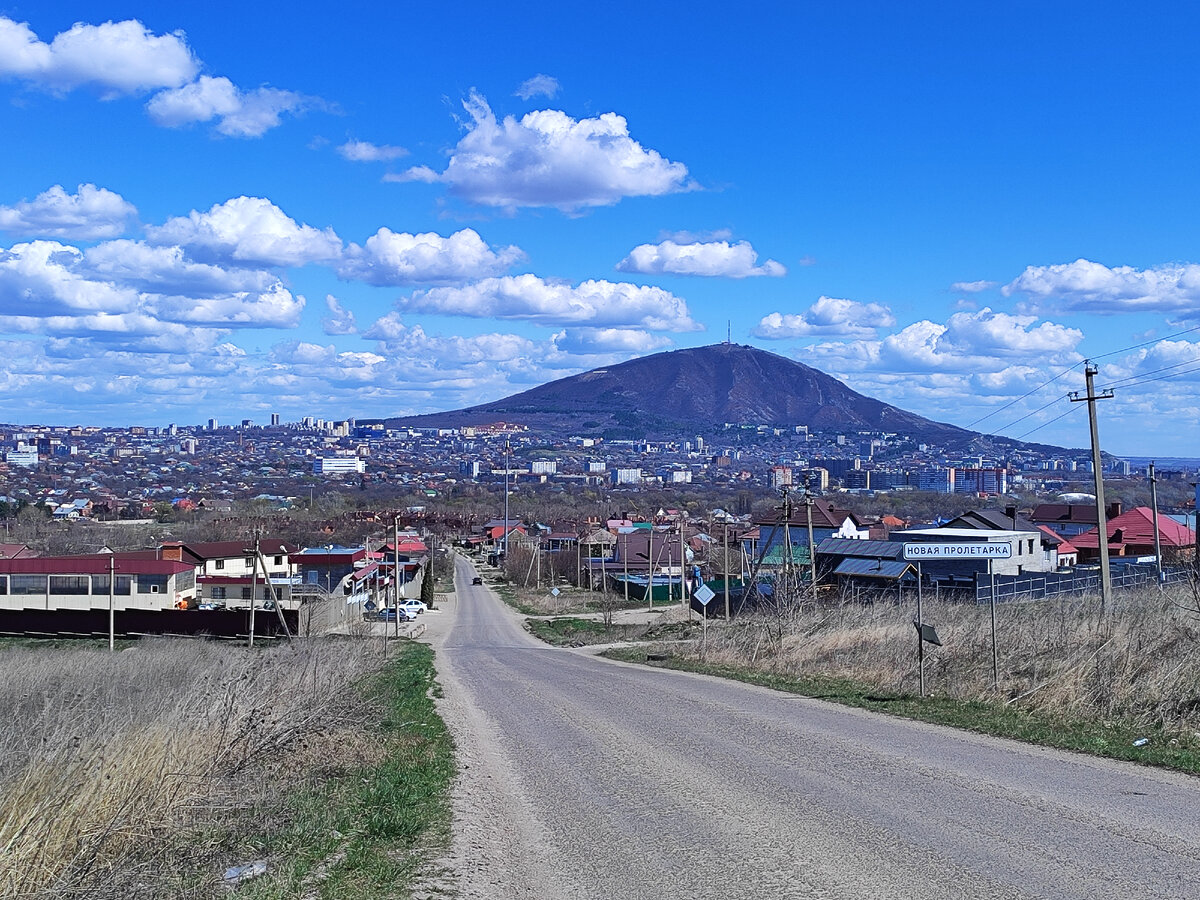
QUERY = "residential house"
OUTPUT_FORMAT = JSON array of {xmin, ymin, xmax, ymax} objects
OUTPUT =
[
  {"xmin": 1071, "ymin": 507, "xmax": 1196, "ymax": 563},
  {"xmin": 1031, "ymin": 502, "xmax": 1124, "ymax": 538},
  {"xmin": 0, "ymin": 554, "xmax": 197, "ymax": 611}
]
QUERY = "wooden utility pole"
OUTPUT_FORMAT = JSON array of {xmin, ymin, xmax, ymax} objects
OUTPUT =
[{"xmin": 1069, "ymin": 362, "xmax": 1113, "ymax": 610}]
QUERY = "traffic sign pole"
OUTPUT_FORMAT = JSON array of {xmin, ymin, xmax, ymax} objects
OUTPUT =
[{"xmin": 917, "ymin": 561, "xmax": 924, "ymax": 697}]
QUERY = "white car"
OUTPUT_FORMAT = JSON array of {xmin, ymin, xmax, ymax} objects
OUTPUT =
[{"xmin": 399, "ymin": 599, "xmax": 428, "ymax": 615}]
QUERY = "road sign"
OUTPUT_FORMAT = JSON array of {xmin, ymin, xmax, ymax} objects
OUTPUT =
[
  {"xmin": 913, "ymin": 620, "xmax": 942, "ymax": 646},
  {"xmin": 902, "ymin": 542, "xmax": 1012, "ymax": 560},
  {"xmin": 550, "ymin": 587, "xmax": 560, "ymax": 597},
  {"xmin": 694, "ymin": 584, "xmax": 715, "ymax": 606},
  {"xmin": 363, "ymin": 599, "xmax": 376, "ymax": 611}
]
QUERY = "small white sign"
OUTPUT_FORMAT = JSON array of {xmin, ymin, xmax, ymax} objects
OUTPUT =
[
  {"xmin": 550, "ymin": 587, "xmax": 560, "ymax": 597},
  {"xmin": 694, "ymin": 584, "xmax": 716, "ymax": 606},
  {"xmin": 903, "ymin": 542, "xmax": 1012, "ymax": 560}
]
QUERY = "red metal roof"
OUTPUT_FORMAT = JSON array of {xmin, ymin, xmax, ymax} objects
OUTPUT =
[
  {"xmin": 0, "ymin": 555, "xmax": 194, "ymax": 576},
  {"xmin": 1071, "ymin": 507, "xmax": 1195, "ymax": 550}
]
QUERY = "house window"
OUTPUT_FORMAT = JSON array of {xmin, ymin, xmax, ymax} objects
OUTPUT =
[
  {"xmin": 210, "ymin": 586, "xmax": 227, "ymax": 600},
  {"xmin": 0, "ymin": 575, "xmax": 6, "ymax": 594},
  {"xmin": 241, "ymin": 586, "xmax": 252, "ymax": 600},
  {"xmin": 95, "ymin": 575, "xmax": 133, "ymax": 595},
  {"xmin": 1028, "ymin": 539, "xmax": 1034, "ymax": 554},
  {"xmin": 49, "ymin": 575, "xmax": 89, "ymax": 595},
  {"xmin": 273, "ymin": 555, "xmax": 283, "ymax": 566},
  {"xmin": 215, "ymin": 559, "xmax": 225, "ymax": 570},
  {"xmin": 244, "ymin": 556, "xmax": 255, "ymax": 569},
  {"xmin": 137, "ymin": 574, "xmax": 169, "ymax": 594},
  {"xmin": 10, "ymin": 575, "xmax": 46, "ymax": 595}
]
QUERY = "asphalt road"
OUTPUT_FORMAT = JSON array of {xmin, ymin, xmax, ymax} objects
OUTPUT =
[{"xmin": 429, "ymin": 556, "xmax": 1200, "ymax": 899}]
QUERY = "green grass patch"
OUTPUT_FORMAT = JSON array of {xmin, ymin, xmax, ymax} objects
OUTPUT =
[
  {"xmin": 605, "ymin": 648, "xmax": 1200, "ymax": 776},
  {"xmin": 525, "ymin": 616, "xmax": 635, "ymax": 646},
  {"xmin": 492, "ymin": 583, "xmax": 543, "ymax": 616},
  {"xmin": 231, "ymin": 641, "xmax": 456, "ymax": 898}
]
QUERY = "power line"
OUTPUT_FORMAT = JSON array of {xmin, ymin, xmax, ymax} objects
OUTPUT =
[
  {"xmin": 1013, "ymin": 403, "xmax": 1081, "ymax": 442},
  {"xmin": 964, "ymin": 363, "xmax": 1081, "ymax": 429},
  {"xmin": 993, "ymin": 393, "xmax": 1070, "ymax": 435},
  {"xmin": 968, "ymin": 323, "xmax": 1200, "ymax": 432},
  {"xmin": 1101, "ymin": 353, "xmax": 1200, "ymax": 391},
  {"xmin": 1090, "ymin": 322, "xmax": 1200, "ymax": 361},
  {"xmin": 1103, "ymin": 361, "xmax": 1200, "ymax": 392}
]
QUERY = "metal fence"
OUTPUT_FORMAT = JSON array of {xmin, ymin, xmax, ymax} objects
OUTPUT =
[
  {"xmin": 974, "ymin": 563, "xmax": 1190, "ymax": 604},
  {"xmin": 0, "ymin": 606, "xmax": 298, "ymax": 639}
]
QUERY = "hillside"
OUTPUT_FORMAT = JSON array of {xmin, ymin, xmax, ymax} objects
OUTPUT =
[{"xmin": 384, "ymin": 343, "xmax": 976, "ymax": 442}]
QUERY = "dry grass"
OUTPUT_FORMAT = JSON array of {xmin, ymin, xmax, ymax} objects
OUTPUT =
[
  {"xmin": 0, "ymin": 636, "xmax": 388, "ymax": 899},
  {"xmin": 700, "ymin": 584, "xmax": 1200, "ymax": 733}
]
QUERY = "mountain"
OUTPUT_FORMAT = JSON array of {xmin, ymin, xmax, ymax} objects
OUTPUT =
[{"xmin": 383, "ymin": 343, "xmax": 979, "ymax": 443}]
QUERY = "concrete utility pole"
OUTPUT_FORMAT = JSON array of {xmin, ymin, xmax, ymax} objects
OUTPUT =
[
  {"xmin": 249, "ymin": 531, "xmax": 259, "ymax": 647},
  {"xmin": 723, "ymin": 521, "xmax": 731, "ymax": 621},
  {"xmin": 1069, "ymin": 362, "xmax": 1113, "ymax": 610},
  {"xmin": 502, "ymin": 439, "xmax": 511, "ymax": 562},
  {"xmin": 803, "ymin": 482, "xmax": 817, "ymax": 594},
  {"xmin": 1150, "ymin": 462, "xmax": 1163, "ymax": 587}
]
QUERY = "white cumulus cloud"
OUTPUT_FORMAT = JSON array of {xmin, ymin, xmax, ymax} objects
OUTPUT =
[
  {"xmin": 146, "ymin": 75, "xmax": 308, "ymax": 137},
  {"xmin": 81, "ymin": 240, "xmax": 275, "ymax": 295},
  {"xmin": 337, "ymin": 139, "xmax": 408, "ymax": 162},
  {"xmin": 146, "ymin": 196, "xmax": 342, "ymax": 267},
  {"xmin": 397, "ymin": 274, "xmax": 703, "ymax": 331},
  {"xmin": 515, "ymin": 74, "xmax": 560, "ymax": 100},
  {"xmin": 806, "ymin": 308, "xmax": 1083, "ymax": 377},
  {"xmin": 1002, "ymin": 258, "xmax": 1200, "ymax": 317},
  {"xmin": 0, "ymin": 16, "xmax": 197, "ymax": 95},
  {"xmin": 143, "ymin": 281, "xmax": 304, "ymax": 328},
  {"xmin": 392, "ymin": 92, "xmax": 693, "ymax": 212},
  {"xmin": 338, "ymin": 228, "xmax": 524, "ymax": 286},
  {"xmin": 753, "ymin": 297, "xmax": 896, "ymax": 339},
  {"xmin": 0, "ymin": 183, "xmax": 136, "ymax": 240},
  {"xmin": 0, "ymin": 241, "xmax": 139, "ymax": 316},
  {"xmin": 549, "ymin": 327, "xmax": 674, "ymax": 354},
  {"xmin": 950, "ymin": 279, "xmax": 997, "ymax": 293},
  {"xmin": 321, "ymin": 294, "xmax": 357, "ymax": 335},
  {"xmin": 617, "ymin": 239, "xmax": 785, "ymax": 278}
]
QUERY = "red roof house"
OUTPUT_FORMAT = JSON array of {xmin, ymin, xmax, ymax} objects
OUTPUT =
[{"xmin": 1071, "ymin": 507, "xmax": 1195, "ymax": 562}]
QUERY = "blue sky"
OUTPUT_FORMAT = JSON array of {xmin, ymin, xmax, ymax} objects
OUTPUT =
[{"xmin": 1, "ymin": 2, "xmax": 1198, "ymax": 455}]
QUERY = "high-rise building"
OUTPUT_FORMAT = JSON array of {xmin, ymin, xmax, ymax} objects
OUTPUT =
[
  {"xmin": 271, "ymin": 413, "xmax": 280, "ymax": 426},
  {"xmin": 207, "ymin": 418, "xmax": 218, "ymax": 430}
]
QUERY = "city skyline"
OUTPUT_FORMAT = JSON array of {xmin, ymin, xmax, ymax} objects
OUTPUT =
[{"xmin": 1, "ymin": 3, "xmax": 1199, "ymax": 454}]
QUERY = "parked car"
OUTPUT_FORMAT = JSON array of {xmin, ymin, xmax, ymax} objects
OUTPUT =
[
  {"xmin": 364, "ymin": 607, "xmax": 416, "ymax": 622},
  {"xmin": 399, "ymin": 599, "xmax": 427, "ymax": 615}
]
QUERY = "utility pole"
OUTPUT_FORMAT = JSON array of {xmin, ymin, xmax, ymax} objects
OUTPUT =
[
  {"xmin": 647, "ymin": 522, "xmax": 655, "ymax": 613},
  {"xmin": 723, "ymin": 521, "xmax": 731, "ymax": 621},
  {"xmin": 248, "ymin": 531, "xmax": 258, "ymax": 648},
  {"xmin": 1069, "ymin": 362, "xmax": 1113, "ymax": 610},
  {"xmin": 108, "ymin": 554, "xmax": 115, "ymax": 653},
  {"xmin": 1149, "ymin": 462, "xmax": 1163, "ymax": 586},
  {"xmin": 502, "ymin": 439, "xmax": 511, "ymax": 564},
  {"xmin": 803, "ymin": 481, "xmax": 817, "ymax": 595},
  {"xmin": 394, "ymin": 515, "xmax": 401, "ymax": 640}
]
